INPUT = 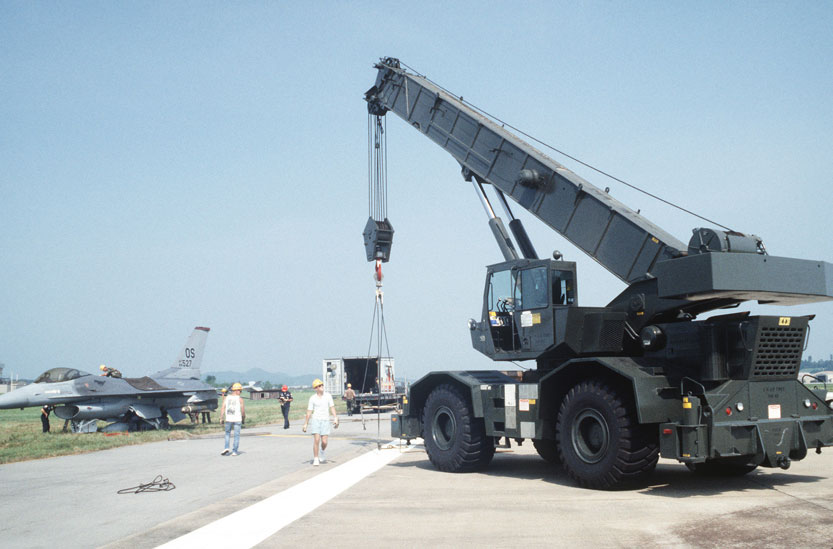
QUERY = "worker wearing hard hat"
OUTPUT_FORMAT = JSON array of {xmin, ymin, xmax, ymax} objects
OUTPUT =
[
  {"xmin": 220, "ymin": 382, "xmax": 246, "ymax": 456},
  {"xmin": 99, "ymin": 364, "xmax": 122, "ymax": 378},
  {"xmin": 278, "ymin": 384, "xmax": 293, "ymax": 429},
  {"xmin": 343, "ymin": 383, "xmax": 356, "ymax": 416},
  {"xmin": 302, "ymin": 378, "xmax": 338, "ymax": 466}
]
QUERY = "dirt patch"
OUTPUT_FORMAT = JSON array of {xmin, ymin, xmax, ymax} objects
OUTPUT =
[
  {"xmin": 674, "ymin": 502, "xmax": 833, "ymax": 548},
  {"xmin": 166, "ymin": 431, "xmax": 194, "ymax": 441}
]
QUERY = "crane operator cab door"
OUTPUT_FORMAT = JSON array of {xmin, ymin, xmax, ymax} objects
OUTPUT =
[{"xmin": 476, "ymin": 259, "xmax": 577, "ymax": 360}]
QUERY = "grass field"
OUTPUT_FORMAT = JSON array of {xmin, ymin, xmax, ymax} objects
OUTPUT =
[{"xmin": 0, "ymin": 390, "xmax": 346, "ymax": 464}]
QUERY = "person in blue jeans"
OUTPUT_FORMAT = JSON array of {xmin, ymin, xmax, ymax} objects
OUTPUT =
[{"xmin": 220, "ymin": 382, "xmax": 246, "ymax": 456}]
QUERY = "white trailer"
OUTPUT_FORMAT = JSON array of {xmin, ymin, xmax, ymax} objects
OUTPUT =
[{"xmin": 322, "ymin": 357, "xmax": 397, "ymax": 412}]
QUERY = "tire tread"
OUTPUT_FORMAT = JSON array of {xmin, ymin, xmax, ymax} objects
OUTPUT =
[
  {"xmin": 556, "ymin": 379, "xmax": 659, "ymax": 489},
  {"xmin": 423, "ymin": 384, "xmax": 494, "ymax": 472}
]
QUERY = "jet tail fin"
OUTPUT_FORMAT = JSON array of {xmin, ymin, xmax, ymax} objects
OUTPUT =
[{"xmin": 153, "ymin": 327, "xmax": 210, "ymax": 379}]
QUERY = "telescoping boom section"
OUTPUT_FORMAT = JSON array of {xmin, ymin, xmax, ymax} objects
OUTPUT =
[
  {"xmin": 368, "ymin": 57, "xmax": 833, "ymax": 489},
  {"xmin": 365, "ymin": 58, "xmax": 833, "ymax": 319}
]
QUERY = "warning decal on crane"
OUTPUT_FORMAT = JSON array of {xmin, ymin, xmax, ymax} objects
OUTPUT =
[{"xmin": 520, "ymin": 311, "xmax": 541, "ymax": 327}]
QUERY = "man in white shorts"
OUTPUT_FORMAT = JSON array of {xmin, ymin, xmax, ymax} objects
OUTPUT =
[{"xmin": 302, "ymin": 378, "xmax": 339, "ymax": 466}]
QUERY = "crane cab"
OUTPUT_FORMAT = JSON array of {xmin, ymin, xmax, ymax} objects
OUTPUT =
[{"xmin": 470, "ymin": 259, "xmax": 577, "ymax": 360}]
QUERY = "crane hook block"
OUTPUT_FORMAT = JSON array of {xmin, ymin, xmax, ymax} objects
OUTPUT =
[{"xmin": 363, "ymin": 216, "xmax": 394, "ymax": 262}]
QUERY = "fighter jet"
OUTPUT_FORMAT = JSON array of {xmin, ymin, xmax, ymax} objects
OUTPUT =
[{"xmin": 0, "ymin": 327, "xmax": 218, "ymax": 433}]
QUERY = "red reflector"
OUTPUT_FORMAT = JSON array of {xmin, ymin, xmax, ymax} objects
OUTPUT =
[
  {"xmin": 725, "ymin": 407, "xmax": 732, "ymax": 416},
  {"xmin": 662, "ymin": 428, "xmax": 673, "ymax": 435},
  {"xmin": 812, "ymin": 402, "xmax": 818, "ymax": 410}
]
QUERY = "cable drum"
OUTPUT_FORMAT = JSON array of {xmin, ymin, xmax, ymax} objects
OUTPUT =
[{"xmin": 688, "ymin": 228, "xmax": 764, "ymax": 255}]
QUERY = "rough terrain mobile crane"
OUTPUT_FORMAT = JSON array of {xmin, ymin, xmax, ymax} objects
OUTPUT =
[{"xmin": 363, "ymin": 58, "xmax": 833, "ymax": 489}]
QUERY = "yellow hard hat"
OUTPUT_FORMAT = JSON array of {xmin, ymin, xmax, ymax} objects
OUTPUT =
[
  {"xmin": 99, "ymin": 364, "xmax": 107, "ymax": 371},
  {"xmin": 313, "ymin": 379, "xmax": 324, "ymax": 388},
  {"xmin": 221, "ymin": 387, "xmax": 227, "ymax": 393},
  {"xmin": 231, "ymin": 382, "xmax": 243, "ymax": 391}
]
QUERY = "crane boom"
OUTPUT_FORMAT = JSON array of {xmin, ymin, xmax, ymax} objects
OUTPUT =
[
  {"xmin": 365, "ymin": 58, "xmax": 833, "ymax": 311},
  {"xmin": 366, "ymin": 57, "xmax": 686, "ymax": 283}
]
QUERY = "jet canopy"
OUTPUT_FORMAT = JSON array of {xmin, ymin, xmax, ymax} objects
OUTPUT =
[{"xmin": 34, "ymin": 367, "xmax": 91, "ymax": 383}]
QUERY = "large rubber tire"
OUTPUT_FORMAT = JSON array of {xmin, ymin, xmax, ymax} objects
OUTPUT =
[
  {"xmin": 685, "ymin": 459, "xmax": 758, "ymax": 476},
  {"xmin": 533, "ymin": 439, "xmax": 560, "ymax": 465},
  {"xmin": 556, "ymin": 380, "xmax": 658, "ymax": 489},
  {"xmin": 422, "ymin": 383, "xmax": 495, "ymax": 472}
]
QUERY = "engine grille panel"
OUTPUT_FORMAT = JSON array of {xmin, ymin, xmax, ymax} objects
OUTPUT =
[
  {"xmin": 751, "ymin": 325, "xmax": 806, "ymax": 379},
  {"xmin": 599, "ymin": 319, "xmax": 625, "ymax": 352}
]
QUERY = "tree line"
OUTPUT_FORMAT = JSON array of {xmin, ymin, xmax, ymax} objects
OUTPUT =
[
  {"xmin": 203, "ymin": 375, "xmax": 276, "ymax": 390},
  {"xmin": 802, "ymin": 356, "xmax": 833, "ymax": 373}
]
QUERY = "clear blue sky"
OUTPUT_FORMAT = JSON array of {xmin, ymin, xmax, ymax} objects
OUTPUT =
[{"xmin": 2, "ymin": 2, "xmax": 832, "ymax": 381}]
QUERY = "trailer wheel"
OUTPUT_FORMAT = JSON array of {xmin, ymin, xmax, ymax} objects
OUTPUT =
[
  {"xmin": 685, "ymin": 460, "xmax": 757, "ymax": 476},
  {"xmin": 556, "ymin": 380, "xmax": 658, "ymax": 489},
  {"xmin": 533, "ymin": 439, "xmax": 560, "ymax": 465},
  {"xmin": 422, "ymin": 384, "xmax": 495, "ymax": 472}
]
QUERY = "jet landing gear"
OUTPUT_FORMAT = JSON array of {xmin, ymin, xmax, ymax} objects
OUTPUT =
[
  {"xmin": 70, "ymin": 419, "xmax": 98, "ymax": 433},
  {"xmin": 98, "ymin": 414, "xmax": 171, "ymax": 433}
]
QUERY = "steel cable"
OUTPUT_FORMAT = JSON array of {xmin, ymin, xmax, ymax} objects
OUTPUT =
[{"xmin": 117, "ymin": 474, "xmax": 175, "ymax": 494}]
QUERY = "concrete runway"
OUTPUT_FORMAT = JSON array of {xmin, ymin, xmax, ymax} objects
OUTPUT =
[
  {"xmin": 2, "ymin": 415, "xmax": 833, "ymax": 548},
  {"xmin": 0, "ymin": 415, "xmax": 391, "ymax": 549}
]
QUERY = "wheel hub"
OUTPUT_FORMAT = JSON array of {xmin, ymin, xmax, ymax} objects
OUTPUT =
[
  {"xmin": 432, "ymin": 405, "xmax": 457, "ymax": 450},
  {"xmin": 572, "ymin": 408, "xmax": 610, "ymax": 464}
]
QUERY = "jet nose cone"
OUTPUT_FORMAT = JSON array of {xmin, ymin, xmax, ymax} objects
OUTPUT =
[{"xmin": 0, "ymin": 389, "xmax": 29, "ymax": 409}]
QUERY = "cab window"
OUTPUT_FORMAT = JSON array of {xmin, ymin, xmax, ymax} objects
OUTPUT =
[
  {"xmin": 516, "ymin": 267, "xmax": 548, "ymax": 310},
  {"xmin": 552, "ymin": 270, "xmax": 575, "ymax": 305},
  {"xmin": 488, "ymin": 269, "xmax": 517, "ymax": 312}
]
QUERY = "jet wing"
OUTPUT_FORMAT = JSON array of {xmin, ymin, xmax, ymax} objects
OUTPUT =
[
  {"xmin": 123, "ymin": 377, "xmax": 171, "ymax": 391},
  {"xmin": 167, "ymin": 408, "xmax": 186, "ymax": 423},
  {"xmin": 129, "ymin": 403, "xmax": 163, "ymax": 419}
]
